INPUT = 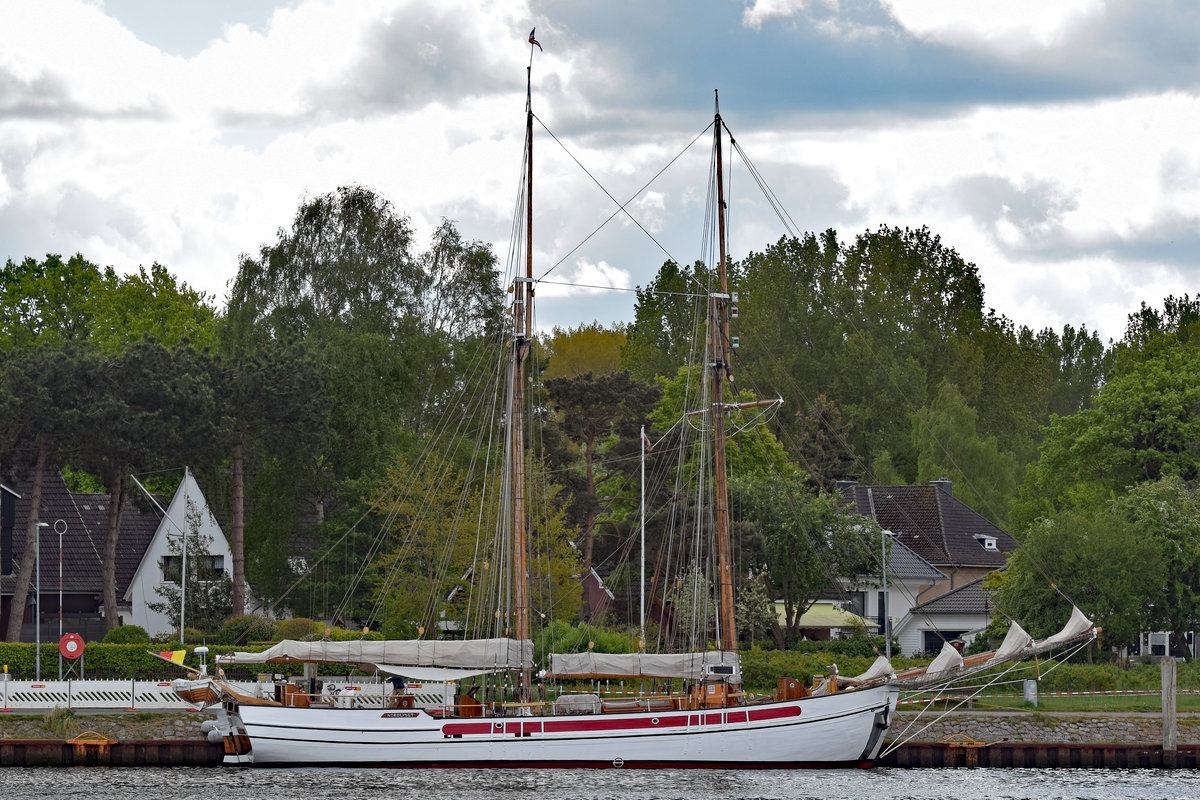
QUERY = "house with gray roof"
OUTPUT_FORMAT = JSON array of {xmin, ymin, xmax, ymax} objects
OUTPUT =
[
  {"xmin": 1, "ymin": 465, "xmax": 242, "ymax": 642},
  {"xmin": 894, "ymin": 576, "xmax": 992, "ymax": 656},
  {"xmin": 840, "ymin": 479, "xmax": 1017, "ymax": 604},
  {"xmin": 833, "ymin": 534, "xmax": 947, "ymax": 644}
]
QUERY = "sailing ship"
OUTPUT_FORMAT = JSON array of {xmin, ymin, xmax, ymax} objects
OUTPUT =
[{"xmin": 174, "ymin": 42, "xmax": 1096, "ymax": 768}]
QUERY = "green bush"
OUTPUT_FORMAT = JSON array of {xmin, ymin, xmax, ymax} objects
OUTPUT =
[
  {"xmin": 215, "ymin": 615, "xmax": 279, "ymax": 645},
  {"xmin": 103, "ymin": 625, "xmax": 150, "ymax": 644},
  {"xmin": 278, "ymin": 617, "xmax": 324, "ymax": 640}
]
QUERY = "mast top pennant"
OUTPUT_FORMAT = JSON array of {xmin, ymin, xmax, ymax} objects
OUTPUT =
[{"xmin": 528, "ymin": 28, "xmax": 542, "ymax": 51}]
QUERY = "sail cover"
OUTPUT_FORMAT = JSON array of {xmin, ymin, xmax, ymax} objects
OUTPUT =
[
  {"xmin": 215, "ymin": 638, "xmax": 533, "ymax": 670},
  {"xmin": 547, "ymin": 651, "xmax": 741, "ymax": 682}
]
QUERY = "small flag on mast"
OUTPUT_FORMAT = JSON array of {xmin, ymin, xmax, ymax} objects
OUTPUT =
[
  {"xmin": 528, "ymin": 28, "xmax": 542, "ymax": 51},
  {"xmin": 641, "ymin": 430, "xmax": 653, "ymax": 451}
]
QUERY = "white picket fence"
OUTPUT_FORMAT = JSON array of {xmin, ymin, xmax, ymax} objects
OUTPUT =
[
  {"xmin": 0, "ymin": 677, "xmax": 456, "ymax": 712},
  {"xmin": 0, "ymin": 678, "xmax": 199, "ymax": 712}
]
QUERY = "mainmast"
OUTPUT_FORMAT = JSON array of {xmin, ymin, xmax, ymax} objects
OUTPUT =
[
  {"xmin": 509, "ymin": 63, "xmax": 535, "ymax": 697},
  {"xmin": 710, "ymin": 91, "xmax": 737, "ymax": 653}
]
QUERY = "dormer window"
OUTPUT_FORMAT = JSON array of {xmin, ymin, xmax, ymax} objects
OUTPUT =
[{"xmin": 974, "ymin": 534, "xmax": 998, "ymax": 552}]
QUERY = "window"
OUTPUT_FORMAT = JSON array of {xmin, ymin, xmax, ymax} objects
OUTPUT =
[
  {"xmin": 847, "ymin": 591, "xmax": 866, "ymax": 617},
  {"xmin": 161, "ymin": 554, "xmax": 224, "ymax": 583},
  {"xmin": 923, "ymin": 630, "xmax": 966, "ymax": 653},
  {"xmin": 973, "ymin": 534, "xmax": 998, "ymax": 552},
  {"xmin": 161, "ymin": 555, "xmax": 182, "ymax": 583},
  {"xmin": 199, "ymin": 555, "xmax": 224, "ymax": 581}
]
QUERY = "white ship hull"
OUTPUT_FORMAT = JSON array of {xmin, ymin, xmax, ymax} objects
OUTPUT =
[{"xmin": 219, "ymin": 685, "xmax": 897, "ymax": 768}]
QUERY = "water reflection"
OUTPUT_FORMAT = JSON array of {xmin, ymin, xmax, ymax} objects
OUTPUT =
[{"xmin": 3, "ymin": 767, "xmax": 1198, "ymax": 800}]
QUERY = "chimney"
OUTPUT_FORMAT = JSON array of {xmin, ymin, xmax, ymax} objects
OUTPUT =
[{"xmin": 930, "ymin": 477, "xmax": 952, "ymax": 495}]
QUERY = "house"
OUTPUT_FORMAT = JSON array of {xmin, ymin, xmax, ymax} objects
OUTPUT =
[
  {"xmin": 892, "ymin": 576, "xmax": 992, "ymax": 656},
  {"xmin": 834, "ymin": 534, "xmax": 947, "ymax": 643},
  {"xmin": 1, "ymin": 465, "xmax": 243, "ymax": 641},
  {"xmin": 122, "ymin": 468, "xmax": 239, "ymax": 638},
  {"xmin": 840, "ymin": 480, "xmax": 1017, "ymax": 604}
]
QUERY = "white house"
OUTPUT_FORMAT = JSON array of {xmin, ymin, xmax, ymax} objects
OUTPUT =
[
  {"xmin": 122, "ymin": 468, "xmax": 237, "ymax": 638},
  {"xmin": 837, "ymin": 534, "xmax": 947, "ymax": 646},
  {"xmin": 892, "ymin": 577, "xmax": 992, "ymax": 656}
]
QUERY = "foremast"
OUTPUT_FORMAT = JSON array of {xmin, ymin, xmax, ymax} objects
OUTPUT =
[
  {"xmin": 509, "ymin": 62, "xmax": 535, "ymax": 699},
  {"xmin": 710, "ymin": 91, "xmax": 737, "ymax": 653}
]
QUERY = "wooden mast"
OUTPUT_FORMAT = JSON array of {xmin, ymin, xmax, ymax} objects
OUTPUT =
[
  {"xmin": 510, "ymin": 63, "xmax": 534, "ymax": 697},
  {"xmin": 711, "ymin": 91, "xmax": 737, "ymax": 653}
]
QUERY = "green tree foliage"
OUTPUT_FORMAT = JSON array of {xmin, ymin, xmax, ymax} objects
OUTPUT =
[
  {"xmin": 541, "ymin": 322, "xmax": 626, "ymax": 380},
  {"xmin": 0, "ymin": 254, "xmax": 217, "ymax": 352},
  {"xmin": 544, "ymin": 370, "xmax": 660, "ymax": 572},
  {"xmin": 733, "ymin": 473, "xmax": 879, "ymax": 650},
  {"xmin": 992, "ymin": 477, "xmax": 1200, "ymax": 654},
  {"xmin": 0, "ymin": 254, "xmax": 104, "ymax": 348},
  {"xmin": 911, "ymin": 380, "xmax": 1022, "ymax": 527},
  {"xmin": 75, "ymin": 338, "xmax": 217, "ymax": 629},
  {"xmin": 226, "ymin": 185, "xmax": 424, "ymax": 481},
  {"xmin": 209, "ymin": 335, "xmax": 328, "ymax": 614},
  {"xmin": 621, "ymin": 260, "xmax": 715, "ymax": 382},
  {"xmin": 366, "ymin": 455, "xmax": 484, "ymax": 638},
  {"xmin": 789, "ymin": 394, "xmax": 858, "ymax": 493},
  {"xmin": 1012, "ymin": 345, "xmax": 1200, "ymax": 531}
]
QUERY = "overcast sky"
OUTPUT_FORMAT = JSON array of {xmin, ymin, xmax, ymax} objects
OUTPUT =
[{"xmin": 2, "ymin": 0, "xmax": 1197, "ymax": 341}]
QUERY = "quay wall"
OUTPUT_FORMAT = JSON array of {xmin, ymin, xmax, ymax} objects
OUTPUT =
[{"xmin": 890, "ymin": 711, "xmax": 1200, "ymax": 745}]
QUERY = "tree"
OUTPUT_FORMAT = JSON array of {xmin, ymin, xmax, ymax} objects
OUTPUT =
[
  {"xmin": 210, "ymin": 335, "xmax": 328, "ymax": 615},
  {"xmin": 1011, "ymin": 344, "xmax": 1200, "ymax": 532},
  {"xmin": 790, "ymin": 394, "xmax": 859, "ymax": 492},
  {"xmin": 77, "ymin": 338, "xmax": 216, "ymax": 629},
  {"xmin": 0, "ymin": 254, "xmax": 103, "ymax": 349},
  {"xmin": 992, "ymin": 477, "xmax": 1199, "ymax": 655},
  {"xmin": 1, "ymin": 344, "xmax": 96, "ymax": 641},
  {"xmin": 541, "ymin": 323, "xmax": 626, "ymax": 381},
  {"xmin": 621, "ymin": 260, "xmax": 714, "ymax": 382},
  {"xmin": 544, "ymin": 371, "xmax": 660, "ymax": 572},
  {"xmin": 911, "ymin": 380, "xmax": 1022, "ymax": 527},
  {"xmin": 734, "ymin": 473, "xmax": 878, "ymax": 650}
]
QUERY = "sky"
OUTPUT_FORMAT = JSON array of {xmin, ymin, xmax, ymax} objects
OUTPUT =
[{"xmin": 1, "ymin": 0, "xmax": 1197, "ymax": 342}]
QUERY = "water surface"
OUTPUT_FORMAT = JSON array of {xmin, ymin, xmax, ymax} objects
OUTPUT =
[{"xmin": 4, "ymin": 766, "xmax": 1198, "ymax": 800}]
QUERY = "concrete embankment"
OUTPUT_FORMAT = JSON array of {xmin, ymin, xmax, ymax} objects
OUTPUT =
[
  {"xmin": 880, "ymin": 711, "xmax": 1200, "ymax": 768},
  {"xmin": 0, "ymin": 711, "xmax": 220, "ymax": 766}
]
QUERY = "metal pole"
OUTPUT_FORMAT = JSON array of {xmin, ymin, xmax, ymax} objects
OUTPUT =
[
  {"xmin": 35, "ymin": 522, "xmax": 46, "ymax": 681},
  {"xmin": 882, "ymin": 527, "xmax": 890, "ymax": 661},
  {"xmin": 180, "ymin": 467, "xmax": 188, "ymax": 645},
  {"xmin": 57, "ymin": 520, "xmax": 64, "ymax": 680}
]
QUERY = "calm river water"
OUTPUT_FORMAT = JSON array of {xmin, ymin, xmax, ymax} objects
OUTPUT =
[{"xmin": 1, "ymin": 767, "xmax": 1198, "ymax": 800}]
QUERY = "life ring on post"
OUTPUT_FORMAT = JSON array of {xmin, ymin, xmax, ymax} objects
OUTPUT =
[{"xmin": 60, "ymin": 632, "xmax": 85, "ymax": 660}]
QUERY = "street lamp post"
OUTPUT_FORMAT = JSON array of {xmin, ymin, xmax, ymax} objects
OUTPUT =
[
  {"xmin": 35, "ymin": 521, "xmax": 48, "ymax": 681},
  {"xmin": 55, "ymin": 520, "xmax": 66, "ymax": 680}
]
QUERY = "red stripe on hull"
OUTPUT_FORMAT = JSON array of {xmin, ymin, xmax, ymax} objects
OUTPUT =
[{"xmin": 441, "ymin": 704, "xmax": 799, "ymax": 738}]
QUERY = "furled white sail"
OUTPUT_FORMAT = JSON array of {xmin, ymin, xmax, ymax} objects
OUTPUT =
[
  {"xmin": 547, "ymin": 651, "xmax": 741, "ymax": 682},
  {"xmin": 925, "ymin": 641, "xmax": 964, "ymax": 675},
  {"xmin": 987, "ymin": 620, "xmax": 1033, "ymax": 665},
  {"xmin": 215, "ymin": 638, "xmax": 533, "ymax": 669},
  {"xmin": 845, "ymin": 655, "xmax": 895, "ymax": 684},
  {"xmin": 1039, "ymin": 606, "xmax": 1095, "ymax": 650}
]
